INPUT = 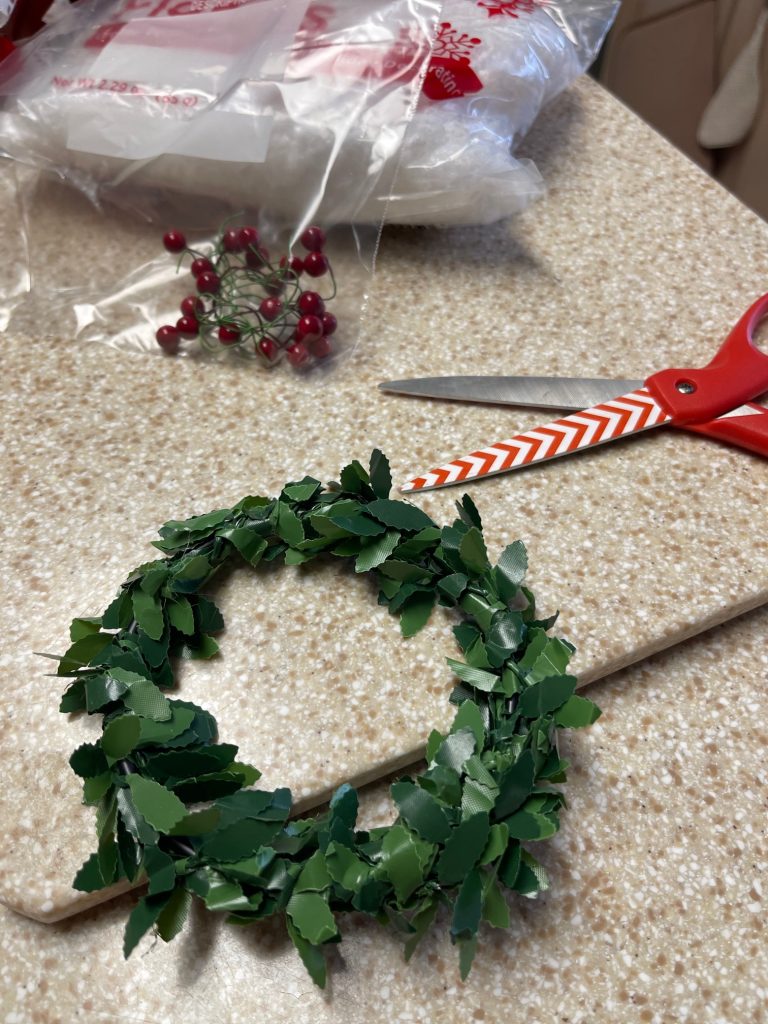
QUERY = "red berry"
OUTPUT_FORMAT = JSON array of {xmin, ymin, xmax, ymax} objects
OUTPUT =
[
  {"xmin": 303, "ymin": 251, "xmax": 329, "ymax": 277},
  {"xmin": 246, "ymin": 247, "xmax": 269, "ymax": 269},
  {"xmin": 197, "ymin": 271, "xmax": 221, "ymax": 294},
  {"xmin": 258, "ymin": 337, "xmax": 279, "ymax": 361},
  {"xmin": 279, "ymin": 254, "xmax": 304, "ymax": 278},
  {"xmin": 176, "ymin": 315, "xmax": 199, "ymax": 338},
  {"xmin": 218, "ymin": 324, "xmax": 241, "ymax": 345},
  {"xmin": 321, "ymin": 311, "xmax": 338, "ymax": 336},
  {"xmin": 163, "ymin": 230, "xmax": 186, "ymax": 253},
  {"xmin": 180, "ymin": 295, "xmax": 203, "ymax": 317},
  {"xmin": 155, "ymin": 325, "xmax": 179, "ymax": 353},
  {"xmin": 297, "ymin": 291, "xmax": 325, "ymax": 316},
  {"xmin": 239, "ymin": 226, "xmax": 260, "ymax": 249},
  {"xmin": 309, "ymin": 335, "xmax": 332, "ymax": 358},
  {"xmin": 259, "ymin": 297, "xmax": 283, "ymax": 321},
  {"xmin": 295, "ymin": 314, "xmax": 323, "ymax": 342},
  {"xmin": 191, "ymin": 257, "xmax": 214, "ymax": 277},
  {"xmin": 286, "ymin": 340, "xmax": 310, "ymax": 367},
  {"xmin": 300, "ymin": 226, "xmax": 326, "ymax": 252},
  {"xmin": 222, "ymin": 228, "xmax": 243, "ymax": 253}
]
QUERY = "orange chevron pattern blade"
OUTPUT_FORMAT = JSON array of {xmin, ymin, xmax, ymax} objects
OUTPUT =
[{"xmin": 401, "ymin": 388, "xmax": 672, "ymax": 493}]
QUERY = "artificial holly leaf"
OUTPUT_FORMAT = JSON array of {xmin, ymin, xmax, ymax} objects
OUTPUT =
[
  {"xmin": 366, "ymin": 499, "xmax": 434, "ymax": 533},
  {"xmin": 446, "ymin": 658, "xmax": 499, "ymax": 693},
  {"xmin": 69, "ymin": 743, "xmax": 108, "ymax": 780},
  {"xmin": 101, "ymin": 714, "xmax": 141, "ymax": 759},
  {"xmin": 73, "ymin": 852, "xmax": 107, "ymax": 893},
  {"xmin": 417, "ymin": 765, "xmax": 462, "ymax": 807},
  {"xmin": 127, "ymin": 775, "xmax": 187, "ymax": 832},
  {"xmin": 167, "ymin": 598, "xmax": 195, "ymax": 636},
  {"xmin": 482, "ymin": 876, "xmax": 510, "ymax": 928},
  {"xmin": 391, "ymin": 780, "xmax": 451, "ymax": 843},
  {"xmin": 510, "ymin": 849, "xmax": 550, "ymax": 895},
  {"xmin": 325, "ymin": 842, "xmax": 370, "ymax": 893},
  {"xmin": 494, "ymin": 750, "xmax": 535, "ymax": 820},
  {"xmin": 455, "ymin": 493, "xmax": 482, "ymax": 531},
  {"xmin": 131, "ymin": 589, "xmax": 164, "ymax": 642},
  {"xmin": 102, "ymin": 591, "xmax": 132, "ymax": 630},
  {"xmin": 517, "ymin": 675, "xmax": 576, "ymax": 718},
  {"xmin": 171, "ymin": 555, "xmax": 212, "ymax": 591},
  {"xmin": 450, "ymin": 700, "xmax": 485, "ymax": 751},
  {"xmin": 505, "ymin": 810, "xmax": 558, "ymax": 841},
  {"xmin": 528, "ymin": 637, "xmax": 572, "ymax": 682},
  {"xmin": 59, "ymin": 679, "xmax": 86, "ymax": 713},
  {"xmin": 156, "ymin": 886, "xmax": 192, "ymax": 943},
  {"xmin": 451, "ymin": 868, "xmax": 483, "ymax": 939},
  {"xmin": 403, "ymin": 896, "xmax": 440, "ymax": 962},
  {"xmin": 328, "ymin": 514, "xmax": 385, "ymax": 537},
  {"xmin": 167, "ymin": 807, "xmax": 221, "ymax": 837},
  {"xmin": 369, "ymin": 449, "xmax": 392, "ymax": 498},
  {"xmin": 486, "ymin": 612, "xmax": 525, "ymax": 665},
  {"xmin": 123, "ymin": 678, "xmax": 172, "ymax": 721},
  {"xmin": 380, "ymin": 824, "xmax": 435, "ymax": 904},
  {"xmin": 494, "ymin": 540, "xmax": 528, "ymax": 601},
  {"xmin": 69, "ymin": 617, "xmax": 102, "ymax": 643},
  {"xmin": 201, "ymin": 818, "xmax": 285, "ymax": 862},
  {"xmin": 282, "ymin": 477, "xmax": 321, "ymax": 503},
  {"xmin": 438, "ymin": 573, "xmax": 469, "ymax": 602},
  {"xmin": 355, "ymin": 530, "xmax": 400, "ymax": 573},
  {"xmin": 286, "ymin": 892, "xmax": 339, "ymax": 945},
  {"xmin": 458, "ymin": 527, "xmax": 489, "ymax": 575},
  {"xmin": 461, "ymin": 778, "xmax": 497, "ymax": 819},
  {"xmin": 123, "ymin": 893, "xmax": 173, "ymax": 957},
  {"xmin": 276, "ymin": 502, "xmax": 305, "ymax": 546},
  {"xmin": 378, "ymin": 560, "xmax": 432, "ymax": 583},
  {"xmin": 136, "ymin": 705, "xmax": 196, "ymax": 747},
  {"xmin": 144, "ymin": 845, "xmax": 176, "ymax": 895},
  {"xmin": 194, "ymin": 596, "xmax": 225, "ymax": 634},
  {"xmin": 225, "ymin": 528, "xmax": 267, "ymax": 567},
  {"xmin": 399, "ymin": 590, "xmax": 437, "ymax": 638},
  {"xmin": 458, "ymin": 934, "xmax": 478, "ymax": 981},
  {"xmin": 436, "ymin": 813, "xmax": 490, "ymax": 886},
  {"xmin": 83, "ymin": 674, "xmax": 126, "ymax": 713},
  {"xmin": 295, "ymin": 850, "xmax": 332, "ymax": 893},
  {"xmin": 480, "ymin": 823, "xmax": 509, "ymax": 866},
  {"xmin": 180, "ymin": 635, "xmax": 220, "ymax": 660},
  {"xmin": 433, "ymin": 728, "xmax": 477, "ymax": 771},
  {"xmin": 554, "ymin": 694, "xmax": 602, "ymax": 728},
  {"xmin": 286, "ymin": 917, "xmax": 327, "ymax": 989},
  {"xmin": 57, "ymin": 633, "xmax": 113, "ymax": 675}
]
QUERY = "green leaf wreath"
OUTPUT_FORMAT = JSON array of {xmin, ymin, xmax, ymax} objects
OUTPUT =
[{"xmin": 57, "ymin": 451, "xmax": 600, "ymax": 987}]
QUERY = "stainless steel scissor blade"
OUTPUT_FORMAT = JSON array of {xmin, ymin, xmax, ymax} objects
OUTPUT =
[{"xmin": 379, "ymin": 376, "xmax": 645, "ymax": 411}]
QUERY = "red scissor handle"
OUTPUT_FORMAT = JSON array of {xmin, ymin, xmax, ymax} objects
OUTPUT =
[
  {"xmin": 645, "ymin": 293, "xmax": 768, "ymax": 424},
  {"xmin": 682, "ymin": 402, "xmax": 768, "ymax": 458}
]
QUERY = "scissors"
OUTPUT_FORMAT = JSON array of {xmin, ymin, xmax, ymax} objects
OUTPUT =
[{"xmin": 380, "ymin": 294, "xmax": 768, "ymax": 493}]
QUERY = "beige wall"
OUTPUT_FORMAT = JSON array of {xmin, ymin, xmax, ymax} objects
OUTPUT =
[{"xmin": 600, "ymin": 0, "xmax": 768, "ymax": 220}]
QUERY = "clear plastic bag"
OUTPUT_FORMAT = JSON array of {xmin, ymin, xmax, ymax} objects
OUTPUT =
[{"xmin": 0, "ymin": 0, "xmax": 618, "ymax": 362}]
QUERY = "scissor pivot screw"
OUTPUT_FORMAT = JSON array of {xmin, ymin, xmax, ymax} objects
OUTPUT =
[{"xmin": 675, "ymin": 380, "xmax": 696, "ymax": 394}]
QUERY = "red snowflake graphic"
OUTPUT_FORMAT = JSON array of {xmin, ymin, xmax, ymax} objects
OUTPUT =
[
  {"xmin": 477, "ymin": 0, "xmax": 545, "ymax": 17},
  {"xmin": 432, "ymin": 21, "xmax": 481, "ymax": 61}
]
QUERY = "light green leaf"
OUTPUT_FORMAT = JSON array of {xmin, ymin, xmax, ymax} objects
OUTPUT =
[
  {"xmin": 286, "ymin": 892, "xmax": 338, "ymax": 945},
  {"xmin": 101, "ymin": 715, "xmax": 141, "ymax": 760},
  {"xmin": 366, "ymin": 499, "xmax": 434, "ymax": 533},
  {"xmin": 127, "ymin": 775, "xmax": 187, "ymax": 832},
  {"xmin": 458, "ymin": 527, "xmax": 490, "ymax": 575},
  {"xmin": 131, "ymin": 589, "xmax": 164, "ymax": 641},
  {"xmin": 355, "ymin": 530, "xmax": 400, "ymax": 573},
  {"xmin": 554, "ymin": 694, "xmax": 602, "ymax": 728},
  {"xmin": 380, "ymin": 824, "xmax": 435, "ymax": 904},
  {"xmin": 518, "ymin": 675, "xmax": 576, "ymax": 718}
]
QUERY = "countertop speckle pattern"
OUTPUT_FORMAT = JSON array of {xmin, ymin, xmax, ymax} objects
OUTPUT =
[
  {"xmin": 2, "ymin": 604, "xmax": 767, "ymax": 1023},
  {"xmin": 2, "ymin": 75, "xmax": 768, "ymax": 929}
]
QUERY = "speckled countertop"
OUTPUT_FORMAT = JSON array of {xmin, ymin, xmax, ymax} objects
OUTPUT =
[{"xmin": 1, "ymin": 72, "xmax": 768, "ymax": 1019}]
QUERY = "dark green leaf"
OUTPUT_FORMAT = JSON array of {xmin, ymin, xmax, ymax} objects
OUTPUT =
[
  {"xmin": 355, "ymin": 530, "xmax": 400, "ymax": 573},
  {"xmin": 70, "ymin": 617, "xmax": 102, "ymax": 643},
  {"xmin": 168, "ymin": 598, "xmax": 195, "ymax": 636},
  {"xmin": 369, "ymin": 449, "xmax": 392, "ymax": 498},
  {"xmin": 123, "ymin": 893, "xmax": 172, "ymax": 957},
  {"xmin": 494, "ymin": 540, "xmax": 528, "ymax": 600},
  {"xmin": 286, "ymin": 917, "xmax": 327, "ymax": 988},
  {"xmin": 438, "ymin": 573, "xmax": 469, "ymax": 601},
  {"xmin": 225, "ymin": 528, "xmax": 267, "ymax": 566},
  {"xmin": 482, "ymin": 877, "xmax": 510, "ymax": 928},
  {"xmin": 455, "ymin": 494, "xmax": 482, "ymax": 531},
  {"xmin": 276, "ymin": 502, "xmax": 305, "ymax": 546},
  {"xmin": 434, "ymin": 729, "xmax": 477, "ymax": 771},
  {"xmin": 379, "ymin": 824, "xmax": 434, "ymax": 903},
  {"xmin": 517, "ymin": 675, "xmax": 576, "ymax": 718},
  {"xmin": 437, "ymin": 813, "xmax": 490, "ymax": 886},
  {"xmin": 69, "ymin": 743, "xmax": 108, "ymax": 779},
  {"xmin": 391, "ymin": 780, "xmax": 451, "ymax": 843},
  {"xmin": 73, "ymin": 852, "xmax": 106, "ymax": 893},
  {"xmin": 494, "ymin": 750, "xmax": 535, "ymax": 820},
  {"xmin": 399, "ymin": 589, "xmax": 437, "ymax": 639},
  {"xmin": 101, "ymin": 715, "xmax": 141, "ymax": 759},
  {"xmin": 156, "ymin": 887, "xmax": 192, "ymax": 943},
  {"xmin": 505, "ymin": 810, "xmax": 558, "ymax": 841},
  {"xmin": 451, "ymin": 868, "xmax": 483, "ymax": 939},
  {"xmin": 131, "ymin": 590, "xmax": 164, "ymax": 642},
  {"xmin": 286, "ymin": 892, "xmax": 338, "ymax": 944},
  {"xmin": 458, "ymin": 527, "xmax": 489, "ymax": 575},
  {"xmin": 85, "ymin": 673, "xmax": 127, "ymax": 712},
  {"xmin": 450, "ymin": 700, "xmax": 485, "ymax": 751},
  {"xmin": 554, "ymin": 694, "xmax": 602, "ymax": 728},
  {"xmin": 57, "ymin": 633, "xmax": 112, "ymax": 675},
  {"xmin": 144, "ymin": 846, "xmax": 176, "ymax": 895},
  {"xmin": 282, "ymin": 477, "xmax": 321, "ymax": 503},
  {"xmin": 367, "ymin": 499, "xmax": 434, "ymax": 533},
  {"xmin": 328, "ymin": 514, "xmax": 385, "ymax": 537},
  {"xmin": 458, "ymin": 934, "xmax": 478, "ymax": 981}
]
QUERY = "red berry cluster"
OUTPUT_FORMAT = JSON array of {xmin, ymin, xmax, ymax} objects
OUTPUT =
[{"xmin": 157, "ymin": 225, "xmax": 337, "ymax": 367}]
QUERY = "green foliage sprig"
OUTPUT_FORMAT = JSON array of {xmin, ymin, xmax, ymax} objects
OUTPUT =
[{"xmin": 57, "ymin": 451, "xmax": 600, "ymax": 987}]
